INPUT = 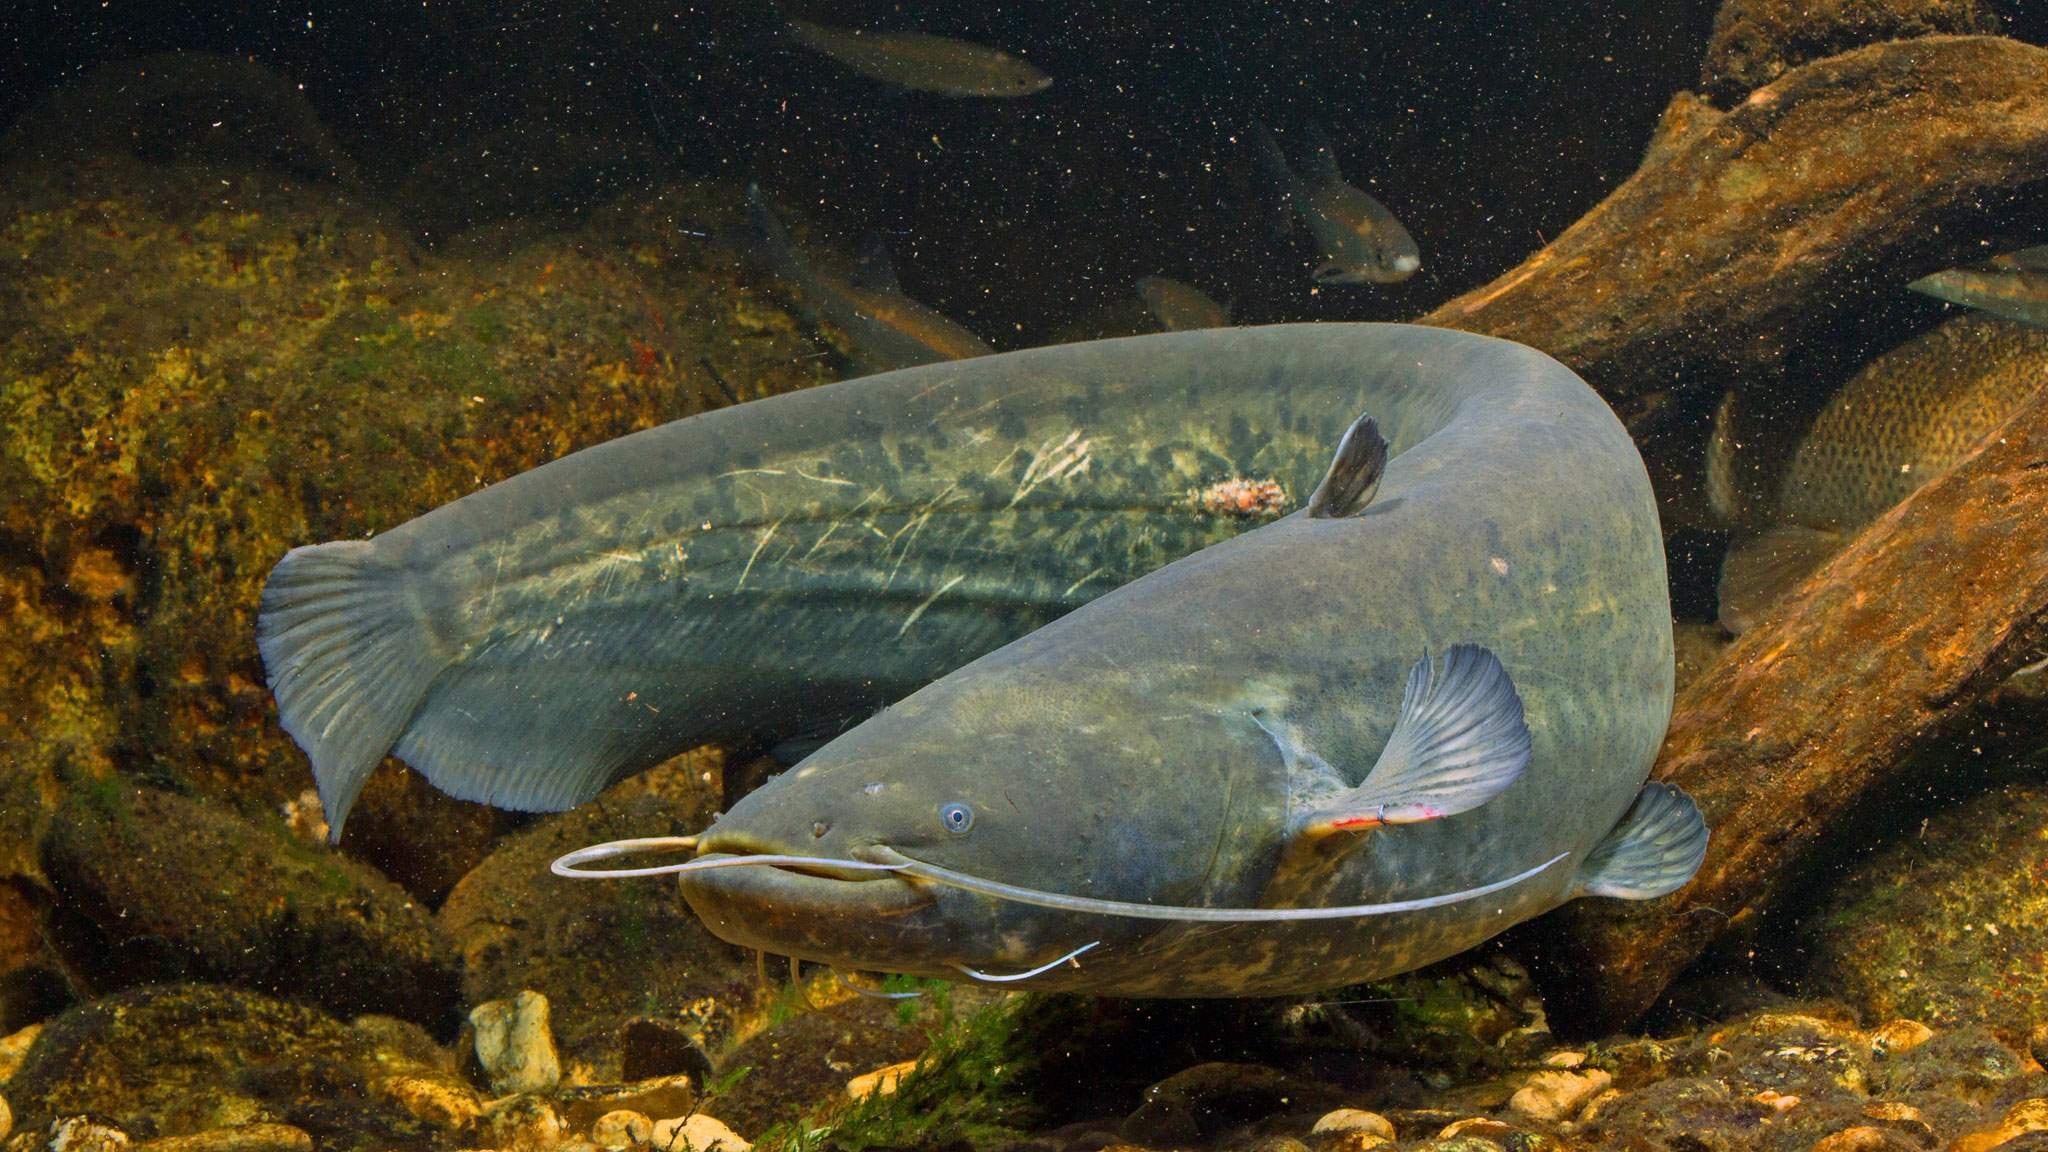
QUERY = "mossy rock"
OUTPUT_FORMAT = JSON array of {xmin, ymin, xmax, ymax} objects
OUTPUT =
[
  {"xmin": 1804, "ymin": 779, "xmax": 2048, "ymax": 1042},
  {"xmin": 39, "ymin": 784, "xmax": 460, "ymax": 1032},
  {"xmin": 437, "ymin": 752, "xmax": 751, "ymax": 1083},
  {"xmin": 3, "ymin": 984, "xmax": 449, "ymax": 1150},
  {"xmin": 0, "ymin": 74, "xmax": 827, "ymax": 889}
]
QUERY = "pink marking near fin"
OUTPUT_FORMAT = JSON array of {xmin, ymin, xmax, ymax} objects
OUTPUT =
[{"xmin": 1326, "ymin": 815, "xmax": 1386, "ymax": 831}]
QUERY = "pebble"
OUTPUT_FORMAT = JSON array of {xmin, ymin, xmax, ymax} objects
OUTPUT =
[
  {"xmin": 0, "ymin": 1023, "xmax": 41, "ymax": 1082},
  {"xmin": 651, "ymin": 1114, "xmax": 750, "ymax": 1152},
  {"xmin": 127, "ymin": 1124, "xmax": 314, "ymax": 1151},
  {"xmin": 1953, "ymin": 1098, "xmax": 2048, "ymax": 1152},
  {"xmin": 1506, "ymin": 1068, "xmax": 1612, "ymax": 1123},
  {"xmin": 1310, "ymin": 1110, "xmax": 1396, "ymax": 1141},
  {"xmin": 1439, "ymin": 1118, "xmax": 1520, "ymax": 1141},
  {"xmin": 2032, "ymin": 1023, "xmax": 2048, "ymax": 1069},
  {"xmin": 846, "ymin": 1059, "xmax": 919, "ymax": 1100},
  {"xmin": 1541, "ymin": 1050, "xmax": 1587, "ymax": 1069},
  {"xmin": 470, "ymin": 990, "xmax": 563, "ymax": 1095},
  {"xmin": 378, "ymin": 1074, "xmax": 484, "ymax": 1131},
  {"xmin": 475, "ymin": 1094, "xmax": 565, "ymax": 1150},
  {"xmin": 1868, "ymin": 1019, "xmax": 1934, "ymax": 1057},
  {"xmin": 1753, "ymin": 1089, "xmax": 1800, "ymax": 1113},
  {"xmin": 1811, "ymin": 1127, "xmax": 1888, "ymax": 1152},
  {"xmin": 591, "ymin": 1109, "xmax": 653, "ymax": 1150},
  {"xmin": 50, "ymin": 1116, "xmax": 131, "ymax": 1151}
]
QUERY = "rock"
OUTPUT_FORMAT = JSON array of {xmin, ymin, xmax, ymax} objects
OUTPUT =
[
  {"xmin": 1807, "ymin": 780, "xmax": 2048, "ymax": 1042},
  {"xmin": 1309, "ymin": 1109, "xmax": 1396, "ymax": 1141},
  {"xmin": 128, "ymin": 1125, "xmax": 314, "ymax": 1151},
  {"xmin": 474, "ymin": 1094, "xmax": 564, "ymax": 1150},
  {"xmin": 1506, "ymin": 1068, "xmax": 1612, "ymax": 1123},
  {"xmin": 1753, "ymin": 1089, "xmax": 1800, "ymax": 1112},
  {"xmin": 702, "ymin": 984, "xmax": 964, "ymax": 1137},
  {"xmin": 1952, "ymin": 1100, "xmax": 2048, "ymax": 1152},
  {"xmin": 438, "ymin": 755, "xmax": 748, "ymax": 1083},
  {"xmin": 1122, "ymin": 1064, "xmax": 1355, "ymax": 1148},
  {"xmin": 1869, "ymin": 1020, "xmax": 1935, "ymax": 1058},
  {"xmin": 0, "ymin": 1023, "xmax": 38, "ymax": 1082},
  {"xmin": 0, "ymin": 103, "xmax": 827, "ymax": 890},
  {"xmin": 591, "ymin": 1109, "xmax": 653, "ymax": 1150},
  {"xmin": 619, "ymin": 1017, "xmax": 716, "ymax": 1084},
  {"xmin": 1438, "ymin": 1118, "xmax": 1520, "ymax": 1141},
  {"xmin": 375, "ymin": 1074, "xmax": 483, "ymax": 1132},
  {"xmin": 4, "ymin": 985, "xmax": 452, "ymax": 1147},
  {"xmin": 1811, "ymin": 1127, "xmax": 1890, "ymax": 1152},
  {"xmin": 651, "ymin": 1113, "xmax": 748, "ymax": 1152},
  {"xmin": 1701, "ymin": 0, "xmax": 2005, "ymax": 103},
  {"xmin": 554, "ymin": 1077, "xmax": 695, "ymax": 1136},
  {"xmin": 39, "ymin": 785, "xmax": 460, "ymax": 1030},
  {"xmin": 0, "ymin": 877, "xmax": 66, "ymax": 1034},
  {"xmin": 48, "ymin": 1116, "xmax": 130, "ymax": 1151},
  {"xmin": 847, "ymin": 1060, "xmax": 919, "ymax": 1100},
  {"xmin": 1540, "ymin": 1051, "xmax": 1586, "ymax": 1070},
  {"xmin": 471, "ymin": 990, "xmax": 562, "ymax": 1096},
  {"xmin": 0, "ymin": 1093, "xmax": 10, "ymax": 1143}
]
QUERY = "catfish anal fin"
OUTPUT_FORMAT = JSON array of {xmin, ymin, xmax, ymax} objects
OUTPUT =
[
  {"xmin": 1297, "ymin": 644, "xmax": 1531, "ymax": 838},
  {"xmin": 1571, "ymin": 781, "xmax": 1709, "ymax": 900},
  {"xmin": 1306, "ymin": 414, "xmax": 1387, "ymax": 519}
]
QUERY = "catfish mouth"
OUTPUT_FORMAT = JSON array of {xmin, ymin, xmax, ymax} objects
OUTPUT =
[{"xmin": 680, "ymin": 832, "xmax": 936, "ymax": 919}]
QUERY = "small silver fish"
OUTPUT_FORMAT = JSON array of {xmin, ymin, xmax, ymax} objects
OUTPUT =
[
  {"xmin": 1136, "ymin": 276, "xmax": 1231, "ymax": 331},
  {"xmin": 1255, "ymin": 123, "xmax": 1420, "ymax": 286},
  {"xmin": 745, "ymin": 186, "xmax": 992, "ymax": 375},
  {"xmin": 786, "ymin": 18, "xmax": 1051, "ymax": 98},
  {"xmin": 1909, "ymin": 245, "xmax": 2048, "ymax": 330}
]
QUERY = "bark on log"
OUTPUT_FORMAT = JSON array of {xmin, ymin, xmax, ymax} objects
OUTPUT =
[
  {"xmin": 1421, "ymin": 35, "xmax": 2048, "ymax": 430},
  {"xmin": 1700, "ymin": 0, "xmax": 2004, "ymax": 105},
  {"xmin": 1540, "ymin": 382, "xmax": 2048, "ymax": 1032}
]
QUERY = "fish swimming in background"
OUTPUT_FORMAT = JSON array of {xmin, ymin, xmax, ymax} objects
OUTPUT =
[
  {"xmin": 1708, "ymin": 314, "xmax": 2048, "ymax": 633},
  {"xmin": 1254, "ymin": 123, "xmax": 1420, "ymax": 286},
  {"xmin": 1136, "ymin": 276, "xmax": 1231, "ymax": 331},
  {"xmin": 1909, "ymin": 245, "xmax": 2048, "ymax": 329},
  {"xmin": 784, "ymin": 17, "xmax": 1052, "ymax": 98},
  {"xmin": 562, "ymin": 328, "xmax": 1702, "ymax": 996},
  {"xmin": 261, "ymin": 325, "xmax": 1570, "ymax": 838},
  {"xmin": 743, "ymin": 185, "xmax": 992, "ymax": 375}
]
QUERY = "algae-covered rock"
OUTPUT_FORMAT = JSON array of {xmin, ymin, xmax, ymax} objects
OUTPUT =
[
  {"xmin": 2, "ymin": 985, "xmax": 452, "ymax": 1150},
  {"xmin": 437, "ymin": 752, "xmax": 749, "ymax": 1083},
  {"xmin": 1804, "ymin": 779, "xmax": 2048, "ymax": 1042},
  {"xmin": 0, "ymin": 66, "xmax": 827, "ymax": 883},
  {"xmin": 1701, "ymin": 0, "xmax": 2005, "ymax": 104},
  {"xmin": 38, "ymin": 785, "xmax": 458, "ymax": 1031}
]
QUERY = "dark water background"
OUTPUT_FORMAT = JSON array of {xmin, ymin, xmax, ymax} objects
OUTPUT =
[{"xmin": 4, "ymin": 1, "xmax": 1722, "ymax": 339}]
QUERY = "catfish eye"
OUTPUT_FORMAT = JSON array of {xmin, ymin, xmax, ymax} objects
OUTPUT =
[{"xmin": 938, "ymin": 801, "xmax": 974, "ymax": 835}]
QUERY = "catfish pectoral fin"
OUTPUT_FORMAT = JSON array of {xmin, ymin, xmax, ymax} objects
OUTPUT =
[
  {"xmin": 1297, "ymin": 644, "xmax": 1532, "ymax": 839},
  {"xmin": 1306, "ymin": 413, "xmax": 1387, "ymax": 519},
  {"xmin": 1570, "ymin": 782, "xmax": 1709, "ymax": 900}
]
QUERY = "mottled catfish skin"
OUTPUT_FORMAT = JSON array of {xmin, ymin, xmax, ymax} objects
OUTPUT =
[
  {"xmin": 263, "ymin": 324, "xmax": 1522, "ymax": 838},
  {"xmin": 677, "ymin": 327, "xmax": 1683, "ymax": 996}
]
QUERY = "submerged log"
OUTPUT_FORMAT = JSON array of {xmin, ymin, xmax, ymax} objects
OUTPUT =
[
  {"xmin": 1422, "ymin": 35, "xmax": 2048, "ymax": 429},
  {"xmin": 1544, "ymin": 383, "xmax": 2048, "ymax": 1031},
  {"xmin": 1700, "ymin": 0, "xmax": 2005, "ymax": 105}
]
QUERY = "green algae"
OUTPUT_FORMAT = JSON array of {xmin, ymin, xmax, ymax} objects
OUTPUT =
[{"xmin": 0, "ymin": 137, "xmax": 829, "ymax": 867}]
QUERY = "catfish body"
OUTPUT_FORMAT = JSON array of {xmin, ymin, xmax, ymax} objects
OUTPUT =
[
  {"xmin": 677, "ymin": 327, "xmax": 1690, "ymax": 996},
  {"xmin": 262, "ymin": 325, "xmax": 1527, "ymax": 837}
]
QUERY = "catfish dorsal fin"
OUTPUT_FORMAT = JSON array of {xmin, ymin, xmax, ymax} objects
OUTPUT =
[
  {"xmin": 853, "ymin": 233, "xmax": 903, "ymax": 293},
  {"xmin": 1306, "ymin": 413, "xmax": 1387, "ymax": 518}
]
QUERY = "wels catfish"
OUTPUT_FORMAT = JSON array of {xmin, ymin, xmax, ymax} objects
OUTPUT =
[
  {"xmin": 559, "ymin": 329, "xmax": 1704, "ymax": 997},
  {"xmin": 263, "ymin": 325, "xmax": 1569, "ymax": 838},
  {"xmin": 1255, "ymin": 123, "xmax": 1420, "ymax": 287},
  {"xmin": 744, "ymin": 185, "xmax": 992, "ymax": 375}
]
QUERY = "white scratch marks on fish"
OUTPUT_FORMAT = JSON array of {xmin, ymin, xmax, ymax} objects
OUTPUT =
[
  {"xmin": 793, "ymin": 467, "xmax": 857, "ymax": 487},
  {"xmin": 719, "ymin": 467, "xmax": 788, "ymax": 479},
  {"xmin": 735, "ymin": 514, "xmax": 788, "ymax": 593},
  {"xmin": 1009, "ymin": 430, "xmax": 1093, "ymax": 508},
  {"xmin": 897, "ymin": 573, "xmax": 966, "ymax": 638},
  {"xmin": 1061, "ymin": 566, "xmax": 1106, "ymax": 598}
]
